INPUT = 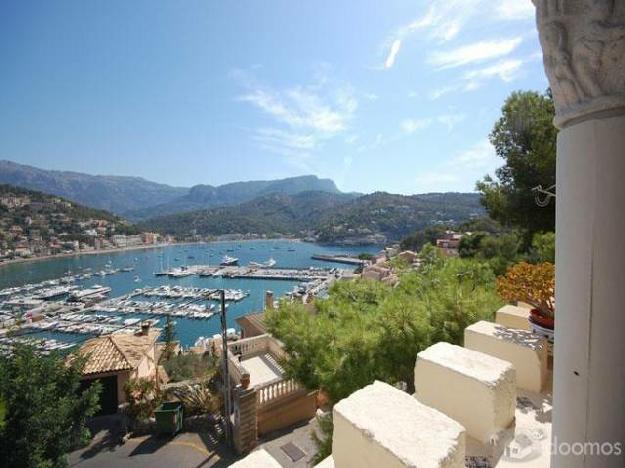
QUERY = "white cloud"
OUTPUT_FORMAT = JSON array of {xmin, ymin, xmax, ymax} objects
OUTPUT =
[
  {"xmin": 401, "ymin": 118, "xmax": 433, "ymax": 134},
  {"xmin": 429, "ymin": 57, "xmax": 527, "ymax": 99},
  {"xmin": 401, "ymin": 113, "xmax": 465, "ymax": 134},
  {"xmin": 236, "ymin": 71, "xmax": 358, "ymax": 160},
  {"xmin": 345, "ymin": 134, "xmax": 359, "ymax": 145},
  {"xmin": 415, "ymin": 139, "xmax": 498, "ymax": 192},
  {"xmin": 464, "ymin": 59, "xmax": 523, "ymax": 83},
  {"xmin": 428, "ymin": 37, "xmax": 523, "ymax": 69},
  {"xmin": 452, "ymin": 139, "xmax": 497, "ymax": 169},
  {"xmin": 437, "ymin": 113, "xmax": 466, "ymax": 131},
  {"xmin": 496, "ymin": 0, "xmax": 535, "ymax": 20},
  {"xmin": 385, "ymin": 39, "xmax": 402, "ymax": 69}
]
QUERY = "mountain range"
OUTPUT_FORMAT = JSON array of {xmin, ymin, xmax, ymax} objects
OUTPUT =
[
  {"xmin": 0, "ymin": 161, "xmax": 341, "ymax": 219},
  {"xmin": 0, "ymin": 160, "xmax": 484, "ymax": 242}
]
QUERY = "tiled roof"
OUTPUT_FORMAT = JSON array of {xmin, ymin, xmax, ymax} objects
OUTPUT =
[
  {"xmin": 236, "ymin": 312, "xmax": 266, "ymax": 334},
  {"xmin": 77, "ymin": 329, "xmax": 160, "ymax": 375}
]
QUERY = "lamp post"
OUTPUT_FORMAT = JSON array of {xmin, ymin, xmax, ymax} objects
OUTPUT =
[{"xmin": 212, "ymin": 289, "xmax": 232, "ymax": 447}]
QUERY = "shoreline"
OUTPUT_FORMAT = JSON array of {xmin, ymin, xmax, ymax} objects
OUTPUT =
[
  {"xmin": 0, "ymin": 242, "xmax": 189, "ymax": 269},
  {"xmin": 0, "ymin": 238, "xmax": 303, "ymax": 269},
  {"xmin": 0, "ymin": 237, "xmax": 379, "ymax": 270}
]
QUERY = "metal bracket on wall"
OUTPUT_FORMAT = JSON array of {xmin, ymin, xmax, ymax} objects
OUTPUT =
[{"xmin": 532, "ymin": 184, "xmax": 556, "ymax": 207}]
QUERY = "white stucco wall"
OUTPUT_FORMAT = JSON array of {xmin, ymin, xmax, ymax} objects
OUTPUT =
[
  {"xmin": 414, "ymin": 342, "xmax": 516, "ymax": 445},
  {"xmin": 495, "ymin": 305, "xmax": 531, "ymax": 331},
  {"xmin": 333, "ymin": 381, "xmax": 465, "ymax": 468},
  {"xmin": 465, "ymin": 320, "xmax": 547, "ymax": 393}
]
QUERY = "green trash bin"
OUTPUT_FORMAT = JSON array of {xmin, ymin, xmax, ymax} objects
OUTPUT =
[{"xmin": 154, "ymin": 401, "xmax": 183, "ymax": 435}]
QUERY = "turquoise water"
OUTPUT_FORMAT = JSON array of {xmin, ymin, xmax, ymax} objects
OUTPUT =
[{"xmin": 1, "ymin": 240, "xmax": 379, "ymax": 347}]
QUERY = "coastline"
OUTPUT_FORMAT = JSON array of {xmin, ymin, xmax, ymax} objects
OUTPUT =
[
  {"xmin": 0, "ymin": 242, "xmax": 188, "ymax": 269},
  {"xmin": 0, "ymin": 238, "xmax": 302, "ymax": 269}
]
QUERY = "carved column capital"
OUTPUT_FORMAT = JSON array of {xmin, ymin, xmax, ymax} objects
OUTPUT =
[{"xmin": 533, "ymin": 0, "xmax": 625, "ymax": 128}]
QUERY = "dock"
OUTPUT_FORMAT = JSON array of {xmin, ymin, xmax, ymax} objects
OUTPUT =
[{"xmin": 311, "ymin": 254, "xmax": 366, "ymax": 266}]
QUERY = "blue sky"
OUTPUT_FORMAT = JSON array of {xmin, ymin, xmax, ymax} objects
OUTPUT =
[{"xmin": 0, "ymin": 0, "xmax": 547, "ymax": 194}]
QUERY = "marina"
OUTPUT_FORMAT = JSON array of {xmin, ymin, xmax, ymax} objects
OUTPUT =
[{"xmin": 0, "ymin": 240, "xmax": 380, "ymax": 352}]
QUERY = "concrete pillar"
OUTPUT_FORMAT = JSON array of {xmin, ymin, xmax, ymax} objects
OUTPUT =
[
  {"xmin": 233, "ymin": 385, "xmax": 258, "ymax": 455},
  {"xmin": 533, "ymin": 1, "xmax": 625, "ymax": 466}
]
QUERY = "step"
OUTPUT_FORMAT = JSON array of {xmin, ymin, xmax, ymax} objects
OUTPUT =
[
  {"xmin": 414, "ymin": 342, "xmax": 516, "ymax": 445},
  {"xmin": 333, "ymin": 381, "xmax": 465, "ymax": 468},
  {"xmin": 464, "ymin": 320, "xmax": 547, "ymax": 393},
  {"xmin": 230, "ymin": 449, "xmax": 282, "ymax": 468}
]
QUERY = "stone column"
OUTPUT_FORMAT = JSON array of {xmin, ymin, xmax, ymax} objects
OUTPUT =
[
  {"xmin": 533, "ymin": 1, "xmax": 625, "ymax": 467},
  {"xmin": 232, "ymin": 385, "xmax": 258, "ymax": 455}
]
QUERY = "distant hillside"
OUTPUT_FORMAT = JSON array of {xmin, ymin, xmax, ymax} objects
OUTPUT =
[
  {"xmin": 0, "ymin": 184, "xmax": 137, "ymax": 257},
  {"xmin": 0, "ymin": 160, "xmax": 186, "ymax": 214},
  {"xmin": 315, "ymin": 192, "xmax": 484, "ymax": 243},
  {"xmin": 139, "ymin": 191, "xmax": 356, "ymax": 236},
  {"xmin": 126, "ymin": 175, "xmax": 341, "ymax": 220},
  {"xmin": 140, "ymin": 191, "xmax": 483, "ymax": 243}
]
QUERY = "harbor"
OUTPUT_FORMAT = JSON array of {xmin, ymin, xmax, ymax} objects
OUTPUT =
[{"xmin": 0, "ymin": 240, "xmax": 379, "ymax": 353}]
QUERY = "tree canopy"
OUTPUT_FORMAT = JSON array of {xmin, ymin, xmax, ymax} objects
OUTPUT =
[
  {"xmin": 476, "ymin": 90, "xmax": 557, "ymax": 240},
  {"xmin": 0, "ymin": 346, "xmax": 101, "ymax": 468},
  {"xmin": 265, "ymin": 251, "xmax": 502, "ymax": 403}
]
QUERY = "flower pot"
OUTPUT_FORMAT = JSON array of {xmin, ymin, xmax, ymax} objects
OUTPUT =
[
  {"xmin": 529, "ymin": 309, "xmax": 554, "ymax": 344},
  {"xmin": 529, "ymin": 309, "xmax": 554, "ymax": 330}
]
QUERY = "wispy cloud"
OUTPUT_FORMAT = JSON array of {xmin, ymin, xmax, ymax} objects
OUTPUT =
[
  {"xmin": 415, "ymin": 139, "xmax": 498, "ymax": 191},
  {"xmin": 235, "ymin": 69, "xmax": 358, "ymax": 161},
  {"xmin": 428, "ymin": 37, "xmax": 523, "ymax": 69},
  {"xmin": 496, "ymin": 0, "xmax": 535, "ymax": 20},
  {"xmin": 380, "ymin": 0, "xmax": 535, "ymax": 70},
  {"xmin": 429, "ymin": 56, "xmax": 532, "ymax": 99},
  {"xmin": 385, "ymin": 39, "xmax": 402, "ymax": 69},
  {"xmin": 401, "ymin": 118, "xmax": 433, "ymax": 134},
  {"xmin": 401, "ymin": 113, "xmax": 466, "ymax": 134}
]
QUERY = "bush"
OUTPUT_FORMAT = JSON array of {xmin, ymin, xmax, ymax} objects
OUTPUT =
[
  {"xmin": 124, "ymin": 378, "xmax": 161, "ymax": 421},
  {"xmin": 163, "ymin": 352, "xmax": 218, "ymax": 383}
]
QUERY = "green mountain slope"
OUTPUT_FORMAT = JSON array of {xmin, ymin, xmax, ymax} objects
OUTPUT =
[{"xmin": 140, "ymin": 191, "xmax": 483, "ymax": 243}]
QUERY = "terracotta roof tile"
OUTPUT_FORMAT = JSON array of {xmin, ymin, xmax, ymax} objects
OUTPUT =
[{"xmin": 77, "ymin": 329, "xmax": 160, "ymax": 375}]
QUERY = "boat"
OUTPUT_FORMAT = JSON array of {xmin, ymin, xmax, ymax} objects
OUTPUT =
[
  {"xmin": 220, "ymin": 255, "xmax": 239, "ymax": 266},
  {"xmin": 133, "ymin": 275, "xmax": 141, "ymax": 282},
  {"xmin": 70, "ymin": 285, "xmax": 112, "ymax": 301},
  {"xmin": 249, "ymin": 257, "xmax": 276, "ymax": 268},
  {"xmin": 121, "ymin": 267, "xmax": 134, "ymax": 272}
]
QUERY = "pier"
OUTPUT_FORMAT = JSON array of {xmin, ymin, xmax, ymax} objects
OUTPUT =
[{"xmin": 310, "ymin": 254, "xmax": 366, "ymax": 266}]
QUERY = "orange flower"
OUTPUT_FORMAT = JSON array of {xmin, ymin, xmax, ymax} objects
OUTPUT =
[{"xmin": 497, "ymin": 262, "xmax": 555, "ymax": 318}]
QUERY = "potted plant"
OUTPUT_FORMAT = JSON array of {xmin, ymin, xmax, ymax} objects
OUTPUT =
[{"xmin": 497, "ymin": 262, "xmax": 555, "ymax": 336}]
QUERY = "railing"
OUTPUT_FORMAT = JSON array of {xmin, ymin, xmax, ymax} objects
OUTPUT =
[
  {"xmin": 226, "ymin": 349, "xmax": 249, "ymax": 384},
  {"xmin": 256, "ymin": 378, "xmax": 302, "ymax": 408},
  {"xmin": 227, "ymin": 334, "xmax": 271, "ymax": 357}
]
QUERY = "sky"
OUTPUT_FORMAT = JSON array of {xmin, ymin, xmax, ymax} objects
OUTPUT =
[{"xmin": 0, "ymin": 0, "xmax": 547, "ymax": 195}]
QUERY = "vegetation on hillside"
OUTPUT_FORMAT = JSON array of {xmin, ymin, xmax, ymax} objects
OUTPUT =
[
  {"xmin": 140, "ymin": 191, "xmax": 483, "ymax": 243},
  {"xmin": 0, "ymin": 184, "xmax": 138, "ymax": 254},
  {"xmin": 266, "ymin": 246, "xmax": 502, "ymax": 403}
]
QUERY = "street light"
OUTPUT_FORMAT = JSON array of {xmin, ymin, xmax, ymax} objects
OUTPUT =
[{"xmin": 210, "ymin": 289, "xmax": 232, "ymax": 447}]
